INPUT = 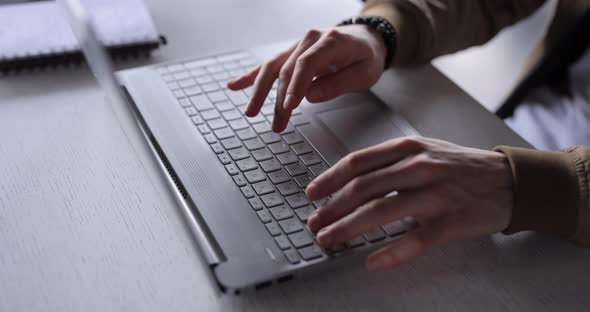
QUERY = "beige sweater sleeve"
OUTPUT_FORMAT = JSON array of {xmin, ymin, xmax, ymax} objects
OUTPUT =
[{"xmin": 360, "ymin": 0, "xmax": 546, "ymax": 65}]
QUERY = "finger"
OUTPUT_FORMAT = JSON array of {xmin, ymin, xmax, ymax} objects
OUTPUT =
[
  {"xmin": 283, "ymin": 32, "xmax": 359, "ymax": 110},
  {"xmin": 306, "ymin": 61, "xmax": 375, "ymax": 103},
  {"xmin": 365, "ymin": 222, "xmax": 447, "ymax": 271},
  {"xmin": 227, "ymin": 65, "xmax": 260, "ymax": 90},
  {"xmin": 306, "ymin": 136, "xmax": 425, "ymax": 201},
  {"xmin": 308, "ymin": 157, "xmax": 442, "ymax": 233},
  {"xmin": 315, "ymin": 189, "xmax": 439, "ymax": 246},
  {"xmin": 244, "ymin": 45, "xmax": 295, "ymax": 117},
  {"xmin": 271, "ymin": 30, "xmax": 322, "ymax": 132}
]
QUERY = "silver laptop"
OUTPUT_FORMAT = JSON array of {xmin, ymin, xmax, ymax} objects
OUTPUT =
[{"xmin": 63, "ymin": 0, "xmax": 419, "ymax": 294}]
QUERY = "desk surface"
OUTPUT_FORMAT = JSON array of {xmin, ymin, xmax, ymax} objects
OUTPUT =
[{"xmin": 1, "ymin": 1, "xmax": 589, "ymax": 311}]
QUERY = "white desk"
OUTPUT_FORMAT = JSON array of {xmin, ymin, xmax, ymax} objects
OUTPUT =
[{"xmin": 1, "ymin": 1, "xmax": 589, "ymax": 311}]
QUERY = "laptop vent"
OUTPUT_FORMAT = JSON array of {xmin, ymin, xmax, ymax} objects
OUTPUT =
[{"xmin": 148, "ymin": 133, "xmax": 188, "ymax": 200}]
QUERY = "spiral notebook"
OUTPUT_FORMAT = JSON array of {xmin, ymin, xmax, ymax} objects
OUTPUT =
[{"xmin": 0, "ymin": 0, "xmax": 163, "ymax": 73}]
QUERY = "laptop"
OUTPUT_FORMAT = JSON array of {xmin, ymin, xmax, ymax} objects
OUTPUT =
[{"xmin": 63, "ymin": 0, "xmax": 420, "ymax": 294}]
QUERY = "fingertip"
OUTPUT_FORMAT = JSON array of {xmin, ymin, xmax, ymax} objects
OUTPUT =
[
  {"xmin": 305, "ymin": 182, "xmax": 320, "ymax": 200},
  {"xmin": 307, "ymin": 213, "xmax": 320, "ymax": 232},
  {"xmin": 282, "ymin": 94, "xmax": 295, "ymax": 110}
]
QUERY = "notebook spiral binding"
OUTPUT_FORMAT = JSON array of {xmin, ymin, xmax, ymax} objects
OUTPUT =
[{"xmin": 1, "ymin": 35, "xmax": 166, "ymax": 76}]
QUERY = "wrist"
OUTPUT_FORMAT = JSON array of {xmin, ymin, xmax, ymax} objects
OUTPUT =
[{"xmin": 338, "ymin": 16, "xmax": 397, "ymax": 68}]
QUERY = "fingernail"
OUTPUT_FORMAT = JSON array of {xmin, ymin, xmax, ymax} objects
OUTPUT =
[
  {"xmin": 283, "ymin": 94, "xmax": 294, "ymax": 110},
  {"xmin": 366, "ymin": 255, "xmax": 391, "ymax": 271}
]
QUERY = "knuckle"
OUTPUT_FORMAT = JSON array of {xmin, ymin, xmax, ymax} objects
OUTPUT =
[
  {"xmin": 348, "ymin": 177, "xmax": 366, "ymax": 194},
  {"xmin": 344, "ymin": 151, "xmax": 364, "ymax": 170},
  {"xmin": 278, "ymin": 67, "xmax": 291, "ymax": 81},
  {"xmin": 325, "ymin": 28, "xmax": 343, "ymax": 39},
  {"xmin": 365, "ymin": 200, "xmax": 388, "ymax": 217},
  {"xmin": 304, "ymin": 28, "xmax": 322, "ymax": 40},
  {"xmin": 397, "ymin": 135, "xmax": 425, "ymax": 152},
  {"xmin": 296, "ymin": 54, "xmax": 312, "ymax": 67}
]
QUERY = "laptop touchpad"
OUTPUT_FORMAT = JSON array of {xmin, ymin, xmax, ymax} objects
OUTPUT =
[{"xmin": 315, "ymin": 103, "xmax": 406, "ymax": 153}]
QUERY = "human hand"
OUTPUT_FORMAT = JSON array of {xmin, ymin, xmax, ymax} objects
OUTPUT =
[
  {"xmin": 305, "ymin": 136, "xmax": 514, "ymax": 271},
  {"xmin": 227, "ymin": 25, "xmax": 387, "ymax": 132}
]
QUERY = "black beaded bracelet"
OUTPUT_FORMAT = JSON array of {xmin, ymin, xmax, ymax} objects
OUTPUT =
[{"xmin": 338, "ymin": 16, "xmax": 397, "ymax": 69}]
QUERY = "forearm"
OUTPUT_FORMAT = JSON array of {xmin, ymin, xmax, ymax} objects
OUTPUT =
[
  {"xmin": 361, "ymin": 0, "xmax": 547, "ymax": 65},
  {"xmin": 494, "ymin": 145, "xmax": 590, "ymax": 246}
]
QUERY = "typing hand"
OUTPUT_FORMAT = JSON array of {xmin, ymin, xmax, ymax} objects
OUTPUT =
[
  {"xmin": 227, "ymin": 25, "xmax": 387, "ymax": 133},
  {"xmin": 305, "ymin": 136, "xmax": 514, "ymax": 271}
]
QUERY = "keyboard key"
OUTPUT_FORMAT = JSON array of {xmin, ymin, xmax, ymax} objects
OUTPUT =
[
  {"xmin": 222, "ymin": 62, "xmax": 240, "ymax": 70},
  {"xmin": 203, "ymin": 133, "xmax": 217, "ymax": 144},
  {"xmin": 275, "ymin": 236, "xmax": 291, "ymax": 250},
  {"xmin": 347, "ymin": 236, "xmax": 366, "ymax": 248},
  {"xmin": 221, "ymin": 137, "xmax": 242, "ymax": 150},
  {"xmin": 313, "ymin": 198, "xmax": 329, "ymax": 209},
  {"xmin": 185, "ymin": 106, "xmax": 198, "ymax": 116},
  {"xmin": 178, "ymin": 78, "xmax": 196, "ymax": 88},
  {"xmin": 283, "ymin": 132, "xmax": 304, "ymax": 145},
  {"xmin": 239, "ymin": 58, "xmax": 257, "ymax": 67},
  {"xmin": 201, "ymin": 82, "xmax": 219, "ymax": 92},
  {"xmin": 166, "ymin": 64, "xmax": 184, "ymax": 72},
  {"xmin": 252, "ymin": 180, "xmax": 274, "ymax": 195},
  {"xmin": 232, "ymin": 174, "xmax": 247, "ymax": 187},
  {"xmin": 253, "ymin": 122, "xmax": 272, "ymax": 134},
  {"xmin": 246, "ymin": 114, "xmax": 266, "ymax": 124},
  {"xmin": 284, "ymin": 249, "xmax": 300, "ymax": 264},
  {"xmin": 268, "ymin": 141, "xmax": 290, "ymax": 154},
  {"xmin": 268, "ymin": 169, "xmax": 290, "ymax": 184},
  {"xmin": 190, "ymin": 95, "xmax": 213, "ymax": 111},
  {"xmin": 161, "ymin": 74, "xmax": 175, "ymax": 82},
  {"xmin": 290, "ymin": 115, "xmax": 309, "ymax": 126},
  {"xmin": 276, "ymin": 152, "xmax": 298, "ymax": 165},
  {"xmin": 226, "ymin": 89, "xmax": 249, "ymax": 105},
  {"xmin": 184, "ymin": 85, "xmax": 202, "ymax": 96},
  {"xmin": 248, "ymin": 197, "xmax": 264, "ymax": 210},
  {"xmin": 207, "ymin": 64, "xmax": 224, "ymax": 73},
  {"xmin": 279, "ymin": 218, "xmax": 303, "ymax": 234},
  {"xmin": 294, "ymin": 174, "xmax": 312, "ymax": 188},
  {"xmin": 215, "ymin": 101, "xmax": 234, "ymax": 111},
  {"xmin": 291, "ymin": 108, "xmax": 302, "ymax": 115},
  {"xmin": 261, "ymin": 192, "xmax": 284, "ymax": 207},
  {"xmin": 241, "ymin": 185, "xmax": 255, "ymax": 198},
  {"xmin": 265, "ymin": 222, "xmax": 282, "ymax": 236},
  {"xmin": 289, "ymin": 231, "xmax": 314, "ymax": 248},
  {"xmin": 173, "ymin": 90, "xmax": 185, "ymax": 99},
  {"xmin": 207, "ymin": 118, "xmax": 227, "ymax": 130},
  {"xmin": 228, "ymin": 147, "xmax": 249, "ymax": 161},
  {"xmin": 178, "ymin": 98, "xmax": 192, "ymax": 107},
  {"xmin": 225, "ymin": 164, "xmax": 239, "ymax": 175},
  {"xmin": 191, "ymin": 115, "xmax": 204, "ymax": 125},
  {"xmin": 294, "ymin": 206, "xmax": 315, "ymax": 222},
  {"xmin": 214, "ymin": 128, "xmax": 234, "ymax": 140},
  {"xmin": 196, "ymin": 75, "xmax": 214, "ymax": 84},
  {"xmin": 269, "ymin": 205, "xmax": 294, "ymax": 220},
  {"xmin": 382, "ymin": 220, "xmax": 407, "ymax": 237},
  {"xmin": 229, "ymin": 118, "xmax": 249, "ymax": 130},
  {"xmin": 257, "ymin": 209, "xmax": 272, "ymax": 223},
  {"xmin": 363, "ymin": 227, "xmax": 386, "ymax": 242},
  {"xmin": 207, "ymin": 91, "xmax": 227, "ymax": 103},
  {"xmin": 218, "ymin": 153, "xmax": 231, "ymax": 165},
  {"xmin": 245, "ymin": 169, "xmax": 266, "ymax": 184},
  {"xmin": 291, "ymin": 142, "xmax": 313, "ymax": 155},
  {"xmin": 236, "ymin": 128, "xmax": 256, "ymax": 140},
  {"xmin": 260, "ymin": 158, "xmax": 281, "ymax": 173},
  {"xmin": 309, "ymin": 163, "xmax": 329, "ymax": 177},
  {"xmin": 261, "ymin": 105, "xmax": 275, "ymax": 116},
  {"xmin": 222, "ymin": 109, "xmax": 241, "ymax": 121},
  {"xmin": 244, "ymin": 138, "xmax": 265, "ymax": 151},
  {"xmin": 285, "ymin": 163, "xmax": 307, "ymax": 176},
  {"xmin": 277, "ymin": 181, "xmax": 299, "ymax": 196},
  {"xmin": 251, "ymin": 147, "xmax": 273, "ymax": 161},
  {"xmin": 190, "ymin": 68, "xmax": 207, "ymax": 77},
  {"xmin": 236, "ymin": 158, "xmax": 258, "ymax": 172},
  {"xmin": 285, "ymin": 193, "xmax": 310, "ymax": 208},
  {"xmin": 201, "ymin": 109, "xmax": 220, "ymax": 120},
  {"xmin": 210, "ymin": 142, "xmax": 224, "ymax": 154},
  {"xmin": 213, "ymin": 71, "xmax": 230, "ymax": 81},
  {"xmin": 174, "ymin": 71, "xmax": 191, "ymax": 80},
  {"xmin": 298, "ymin": 244, "xmax": 323, "ymax": 261},
  {"xmin": 260, "ymin": 132, "xmax": 281, "ymax": 144},
  {"xmin": 185, "ymin": 57, "xmax": 216, "ymax": 68},
  {"xmin": 300, "ymin": 152, "xmax": 322, "ymax": 166}
]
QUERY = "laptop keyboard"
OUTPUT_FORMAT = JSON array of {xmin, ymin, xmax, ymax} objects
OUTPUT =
[{"xmin": 156, "ymin": 51, "xmax": 407, "ymax": 265}]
